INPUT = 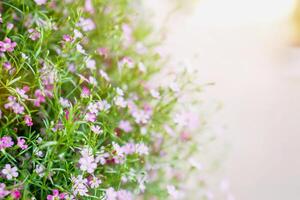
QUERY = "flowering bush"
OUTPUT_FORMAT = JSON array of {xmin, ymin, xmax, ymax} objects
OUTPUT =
[{"xmin": 0, "ymin": 0, "xmax": 219, "ymax": 199}]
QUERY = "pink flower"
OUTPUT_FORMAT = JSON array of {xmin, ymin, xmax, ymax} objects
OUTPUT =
[
  {"xmin": 0, "ymin": 38, "xmax": 17, "ymax": 52},
  {"xmin": 0, "ymin": 136, "xmax": 14, "ymax": 150},
  {"xmin": 98, "ymin": 47, "xmax": 108, "ymax": 58},
  {"xmin": 116, "ymin": 190, "xmax": 133, "ymax": 200},
  {"xmin": 6, "ymin": 23, "xmax": 14, "ymax": 30},
  {"xmin": 47, "ymin": 189, "xmax": 66, "ymax": 200},
  {"xmin": 24, "ymin": 115, "xmax": 33, "ymax": 126},
  {"xmin": 11, "ymin": 189, "xmax": 21, "ymax": 199},
  {"xmin": 85, "ymin": 0, "xmax": 94, "ymax": 14},
  {"xmin": 33, "ymin": 89, "xmax": 46, "ymax": 107},
  {"xmin": 28, "ymin": 29, "xmax": 41, "ymax": 41},
  {"xmin": 77, "ymin": 18, "xmax": 95, "ymax": 32},
  {"xmin": 4, "ymin": 96, "xmax": 24, "ymax": 114},
  {"xmin": 17, "ymin": 137, "xmax": 28, "ymax": 150},
  {"xmin": 63, "ymin": 34, "xmax": 73, "ymax": 42},
  {"xmin": 78, "ymin": 148, "xmax": 97, "ymax": 173},
  {"xmin": 3, "ymin": 61, "xmax": 12, "ymax": 70},
  {"xmin": 0, "ymin": 183, "xmax": 9, "ymax": 199},
  {"xmin": 118, "ymin": 57, "xmax": 134, "ymax": 69},
  {"xmin": 84, "ymin": 112, "xmax": 96, "ymax": 122},
  {"xmin": 81, "ymin": 86, "xmax": 90, "ymax": 98},
  {"xmin": 118, "ymin": 120, "xmax": 132, "ymax": 133}
]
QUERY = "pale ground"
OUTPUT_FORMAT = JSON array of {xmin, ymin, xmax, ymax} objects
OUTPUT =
[{"xmin": 146, "ymin": 0, "xmax": 300, "ymax": 199}]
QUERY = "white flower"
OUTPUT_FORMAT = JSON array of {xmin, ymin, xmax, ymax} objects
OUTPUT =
[
  {"xmin": 59, "ymin": 97, "xmax": 71, "ymax": 108},
  {"xmin": 71, "ymin": 175, "xmax": 88, "ymax": 196},
  {"xmin": 89, "ymin": 176, "xmax": 102, "ymax": 188},
  {"xmin": 116, "ymin": 87, "xmax": 124, "ymax": 96},
  {"xmin": 99, "ymin": 69, "xmax": 110, "ymax": 81},
  {"xmin": 73, "ymin": 29, "xmax": 83, "ymax": 39},
  {"xmin": 2, "ymin": 164, "xmax": 18, "ymax": 180},
  {"xmin": 91, "ymin": 125, "xmax": 103, "ymax": 135},
  {"xmin": 88, "ymin": 76, "xmax": 97, "ymax": 86},
  {"xmin": 78, "ymin": 148, "xmax": 97, "ymax": 173},
  {"xmin": 150, "ymin": 89, "xmax": 160, "ymax": 99},
  {"xmin": 138, "ymin": 62, "xmax": 146, "ymax": 73},
  {"xmin": 167, "ymin": 185, "xmax": 184, "ymax": 199},
  {"xmin": 114, "ymin": 96, "xmax": 127, "ymax": 108},
  {"xmin": 77, "ymin": 18, "xmax": 95, "ymax": 32},
  {"xmin": 76, "ymin": 44, "xmax": 85, "ymax": 54},
  {"xmin": 135, "ymin": 143, "xmax": 149, "ymax": 155},
  {"xmin": 132, "ymin": 110, "xmax": 150, "ymax": 124},
  {"xmin": 34, "ymin": 0, "xmax": 47, "ymax": 5},
  {"xmin": 35, "ymin": 164, "xmax": 45, "ymax": 177},
  {"xmin": 86, "ymin": 59, "xmax": 96, "ymax": 70}
]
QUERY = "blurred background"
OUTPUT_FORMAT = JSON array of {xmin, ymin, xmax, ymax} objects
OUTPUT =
[{"xmin": 146, "ymin": 0, "xmax": 300, "ymax": 199}]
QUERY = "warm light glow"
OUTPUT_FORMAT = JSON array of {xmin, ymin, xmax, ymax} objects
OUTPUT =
[{"xmin": 191, "ymin": 0, "xmax": 297, "ymax": 27}]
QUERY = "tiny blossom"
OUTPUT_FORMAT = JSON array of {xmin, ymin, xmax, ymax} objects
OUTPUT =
[
  {"xmin": 4, "ymin": 96, "xmax": 24, "ymax": 114},
  {"xmin": 99, "ymin": 69, "xmax": 110, "ymax": 81},
  {"xmin": 98, "ymin": 47, "xmax": 108, "ymax": 58},
  {"xmin": 0, "ymin": 183, "xmax": 9, "ymax": 199},
  {"xmin": 132, "ymin": 110, "xmax": 150, "ymax": 124},
  {"xmin": 63, "ymin": 34, "xmax": 73, "ymax": 42},
  {"xmin": 167, "ymin": 185, "xmax": 184, "ymax": 199},
  {"xmin": 78, "ymin": 148, "xmax": 97, "ymax": 173},
  {"xmin": 11, "ymin": 189, "xmax": 21, "ymax": 199},
  {"xmin": 84, "ymin": 112, "xmax": 96, "ymax": 122},
  {"xmin": 85, "ymin": 0, "xmax": 94, "ymax": 13},
  {"xmin": 3, "ymin": 61, "xmax": 12, "ymax": 70},
  {"xmin": 0, "ymin": 136, "xmax": 14, "ymax": 150},
  {"xmin": 35, "ymin": 164, "xmax": 45, "ymax": 177},
  {"xmin": 59, "ymin": 97, "xmax": 70, "ymax": 108},
  {"xmin": 150, "ymin": 89, "xmax": 160, "ymax": 99},
  {"xmin": 73, "ymin": 29, "xmax": 83, "ymax": 39},
  {"xmin": 16, "ymin": 87, "xmax": 29, "ymax": 99},
  {"xmin": 81, "ymin": 86, "xmax": 90, "ymax": 98},
  {"xmin": 24, "ymin": 115, "xmax": 33, "ymax": 126},
  {"xmin": 47, "ymin": 189, "xmax": 66, "ymax": 200},
  {"xmin": 138, "ymin": 62, "xmax": 146, "ymax": 73},
  {"xmin": 21, "ymin": 53, "xmax": 28, "ymax": 60},
  {"xmin": 89, "ymin": 176, "xmax": 102, "ymax": 188},
  {"xmin": 17, "ymin": 137, "xmax": 28, "ymax": 150},
  {"xmin": 118, "ymin": 120, "xmax": 132, "ymax": 133},
  {"xmin": 34, "ymin": 0, "xmax": 47, "ymax": 5},
  {"xmin": 88, "ymin": 76, "xmax": 97, "ymax": 86},
  {"xmin": 106, "ymin": 188, "xmax": 117, "ymax": 200},
  {"xmin": 36, "ymin": 150, "xmax": 44, "ymax": 157},
  {"xmin": 114, "ymin": 96, "xmax": 127, "ymax": 108},
  {"xmin": 71, "ymin": 175, "xmax": 88, "ymax": 196},
  {"xmin": 0, "ymin": 38, "xmax": 17, "ymax": 52},
  {"xmin": 33, "ymin": 89, "xmax": 46, "ymax": 107},
  {"xmin": 135, "ymin": 143, "xmax": 149, "ymax": 155},
  {"xmin": 86, "ymin": 58, "xmax": 96, "ymax": 70},
  {"xmin": 6, "ymin": 23, "xmax": 14, "ymax": 30},
  {"xmin": 2, "ymin": 164, "xmax": 18, "ymax": 180},
  {"xmin": 77, "ymin": 18, "xmax": 95, "ymax": 32},
  {"xmin": 118, "ymin": 57, "xmax": 134, "ymax": 69},
  {"xmin": 76, "ymin": 44, "xmax": 85, "ymax": 54},
  {"xmin": 116, "ymin": 190, "xmax": 133, "ymax": 200},
  {"xmin": 0, "ymin": 110, "xmax": 2, "ymax": 119},
  {"xmin": 116, "ymin": 87, "xmax": 124, "ymax": 96},
  {"xmin": 91, "ymin": 125, "xmax": 103, "ymax": 135},
  {"xmin": 28, "ymin": 29, "xmax": 41, "ymax": 41}
]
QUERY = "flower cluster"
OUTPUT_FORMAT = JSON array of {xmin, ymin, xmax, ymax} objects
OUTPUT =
[{"xmin": 0, "ymin": 0, "xmax": 223, "ymax": 199}]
